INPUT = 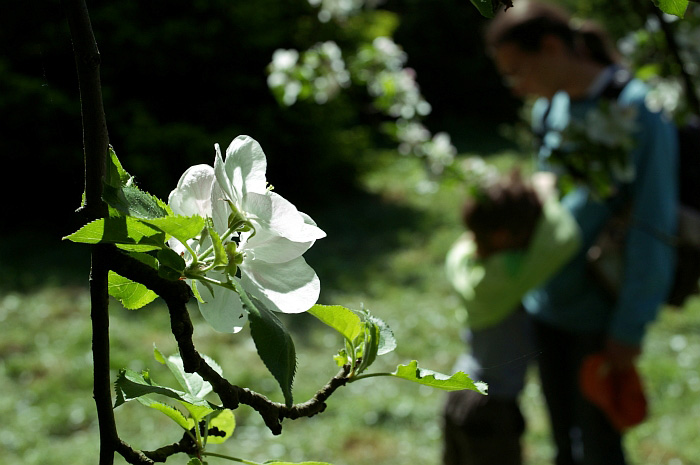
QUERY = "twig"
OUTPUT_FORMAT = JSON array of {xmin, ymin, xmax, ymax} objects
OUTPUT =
[
  {"xmin": 61, "ymin": 1, "xmax": 115, "ymax": 464},
  {"xmin": 106, "ymin": 248, "xmax": 352, "ymax": 435},
  {"xmin": 61, "ymin": 0, "xmax": 109, "ymax": 220},
  {"xmin": 114, "ymin": 440, "xmax": 156, "ymax": 465}
]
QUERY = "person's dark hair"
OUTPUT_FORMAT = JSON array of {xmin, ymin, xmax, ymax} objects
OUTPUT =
[
  {"xmin": 484, "ymin": 0, "xmax": 618, "ymax": 66},
  {"xmin": 462, "ymin": 171, "xmax": 543, "ymax": 255}
]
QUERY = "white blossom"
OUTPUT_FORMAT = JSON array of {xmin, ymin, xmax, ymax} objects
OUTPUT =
[{"xmin": 168, "ymin": 136, "xmax": 325, "ymax": 333}]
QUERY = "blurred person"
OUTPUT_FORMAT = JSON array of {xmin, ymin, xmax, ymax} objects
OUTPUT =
[
  {"xmin": 442, "ymin": 171, "xmax": 581, "ymax": 465},
  {"xmin": 484, "ymin": 1, "xmax": 678, "ymax": 464}
]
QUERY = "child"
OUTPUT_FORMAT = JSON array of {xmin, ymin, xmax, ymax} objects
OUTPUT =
[{"xmin": 442, "ymin": 171, "xmax": 581, "ymax": 465}]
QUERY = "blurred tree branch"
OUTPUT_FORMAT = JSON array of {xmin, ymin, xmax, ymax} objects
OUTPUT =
[{"xmin": 649, "ymin": 5, "xmax": 700, "ymax": 116}]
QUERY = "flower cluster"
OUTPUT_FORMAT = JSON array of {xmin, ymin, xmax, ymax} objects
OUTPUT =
[
  {"xmin": 267, "ymin": 36, "xmax": 457, "ymax": 176},
  {"xmin": 168, "ymin": 136, "xmax": 326, "ymax": 333},
  {"xmin": 550, "ymin": 100, "xmax": 638, "ymax": 198},
  {"xmin": 352, "ymin": 37, "xmax": 432, "ymax": 120},
  {"xmin": 267, "ymin": 42, "xmax": 350, "ymax": 106}
]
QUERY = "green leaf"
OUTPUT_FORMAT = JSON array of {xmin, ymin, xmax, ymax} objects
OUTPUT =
[
  {"xmin": 153, "ymin": 346, "xmax": 167, "ymax": 365},
  {"xmin": 333, "ymin": 350, "xmax": 348, "ymax": 367},
  {"xmin": 128, "ymin": 251, "xmax": 160, "ymax": 269},
  {"xmin": 190, "ymin": 279, "xmax": 206, "ymax": 304},
  {"xmin": 365, "ymin": 313, "xmax": 396, "ymax": 356},
  {"xmin": 206, "ymin": 219, "xmax": 228, "ymax": 268},
  {"xmin": 308, "ymin": 304, "xmax": 364, "ymax": 344},
  {"xmin": 654, "ymin": 0, "xmax": 688, "ymax": 17},
  {"xmin": 135, "ymin": 396, "xmax": 194, "ymax": 431},
  {"xmin": 103, "ymin": 182, "xmax": 169, "ymax": 220},
  {"xmin": 157, "ymin": 267, "xmax": 182, "ymax": 282},
  {"xmin": 635, "ymin": 63, "xmax": 662, "ymax": 81},
  {"xmin": 355, "ymin": 322, "xmax": 380, "ymax": 376},
  {"xmin": 63, "ymin": 216, "xmax": 166, "ymax": 250},
  {"xmin": 391, "ymin": 360, "xmax": 487, "ymax": 393},
  {"xmin": 153, "ymin": 347, "xmax": 223, "ymax": 399},
  {"xmin": 310, "ymin": 306, "xmax": 396, "ymax": 375},
  {"xmin": 115, "ymin": 243, "xmax": 163, "ymax": 253},
  {"xmin": 245, "ymin": 295, "xmax": 297, "ymax": 407},
  {"xmin": 180, "ymin": 401, "xmax": 215, "ymax": 424},
  {"xmin": 470, "ymin": 0, "xmax": 496, "ymax": 18},
  {"xmin": 105, "ymin": 146, "xmax": 131, "ymax": 188},
  {"xmin": 108, "ymin": 271, "xmax": 158, "ymax": 310},
  {"xmin": 206, "ymin": 409, "xmax": 236, "ymax": 445},
  {"xmin": 140, "ymin": 215, "xmax": 206, "ymax": 246},
  {"xmin": 114, "ymin": 368, "xmax": 212, "ymax": 408},
  {"xmin": 156, "ymin": 248, "xmax": 187, "ymax": 280},
  {"xmin": 187, "ymin": 459, "xmax": 204, "ymax": 465},
  {"xmin": 102, "ymin": 147, "xmax": 170, "ymax": 221}
]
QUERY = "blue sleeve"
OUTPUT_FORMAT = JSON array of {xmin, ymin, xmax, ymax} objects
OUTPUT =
[{"xmin": 609, "ymin": 83, "xmax": 679, "ymax": 345}]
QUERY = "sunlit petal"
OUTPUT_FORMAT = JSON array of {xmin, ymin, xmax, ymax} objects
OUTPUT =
[
  {"xmin": 195, "ymin": 274, "xmax": 248, "ymax": 333},
  {"xmin": 210, "ymin": 180, "xmax": 232, "ymax": 237},
  {"xmin": 241, "ymin": 256, "xmax": 320, "ymax": 314},
  {"xmin": 214, "ymin": 136, "xmax": 268, "ymax": 207},
  {"xmin": 244, "ymin": 192, "xmax": 326, "ymax": 243},
  {"xmin": 168, "ymin": 164, "xmax": 215, "ymax": 217},
  {"xmin": 243, "ymin": 227, "xmax": 314, "ymax": 263},
  {"xmin": 214, "ymin": 143, "xmax": 236, "ymax": 209}
]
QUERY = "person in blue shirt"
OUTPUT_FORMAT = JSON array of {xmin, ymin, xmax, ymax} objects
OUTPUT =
[{"xmin": 485, "ymin": 1, "xmax": 678, "ymax": 464}]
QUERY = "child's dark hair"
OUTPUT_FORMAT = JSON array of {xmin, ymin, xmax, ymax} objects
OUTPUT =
[
  {"xmin": 462, "ymin": 171, "xmax": 543, "ymax": 254},
  {"xmin": 485, "ymin": 0, "xmax": 618, "ymax": 66}
]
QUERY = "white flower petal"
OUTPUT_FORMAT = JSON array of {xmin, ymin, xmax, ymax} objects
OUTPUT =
[
  {"xmin": 218, "ymin": 136, "xmax": 268, "ymax": 204},
  {"xmin": 244, "ymin": 192, "xmax": 326, "ymax": 243},
  {"xmin": 243, "ymin": 227, "xmax": 314, "ymax": 263},
  {"xmin": 241, "ymin": 256, "xmax": 320, "ymax": 314},
  {"xmin": 210, "ymin": 180, "xmax": 232, "ymax": 237},
  {"xmin": 195, "ymin": 274, "xmax": 248, "ymax": 333},
  {"xmin": 168, "ymin": 164, "xmax": 216, "ymax": 217},
  {"xmin": 214, "ymin": 143, "xmax": 237, "ymax": 210}
]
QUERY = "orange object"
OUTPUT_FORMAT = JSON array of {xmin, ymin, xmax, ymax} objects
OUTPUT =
[{"xmin": 579, "ymin": 352, "xmax": 647, "ymax": 431}]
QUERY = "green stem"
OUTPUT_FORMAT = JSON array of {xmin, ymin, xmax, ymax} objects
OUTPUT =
[
  {"xmin": 184, "ymin": 241, "xmax": 200, "ymax": 266},
  {"xmin": 201, "ymin": 452, "xmax": 260, "ymax": 464},
  {"xmin": 193, "ymin": 420, "xmax": 204, "ymax": 458},
  {"xmin": 230, "ymin": 279, "xmax": 258, "ymax": 311},
  {"xmin": 350, "ymin": 372, "xmax": 394, "ymax": 382},
  {"xmin": 202, "ymin": 417, "xmax": 210, "ymax": 447},
  {"xmin": 187, "ymin": 274, "xmax": 235, "ymax": 291},
  {"xmin": 197, "ymin": 227, "xmax": 234, "ymax": 262}
]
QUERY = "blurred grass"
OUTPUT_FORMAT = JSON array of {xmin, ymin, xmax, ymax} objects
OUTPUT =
[{"xmin": 1, "ymin": 150, "xmax": 700, "ymax": 465}]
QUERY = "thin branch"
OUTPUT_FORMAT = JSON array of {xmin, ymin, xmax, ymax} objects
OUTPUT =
[
  {"xmin": 106, "ymin": 247, "xmax": 352, "ymax": 435},
  {"xmin": 115, "ymin": 440, "xmax": 156, "ymax": 465},
  {"xmin": 61, "ymin": 0, "xmax": 109, "ymax": 219},
  {"xmin": 89, "ymin": 247, "xmax": 118, "ymax": 465},
  {"xmin": 61, "ymin": 1, "xmax": 115, "ymax": 465},
  {"xmin": 115, "ymin": 431, "xmax": 199, "ymax": 464}
]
